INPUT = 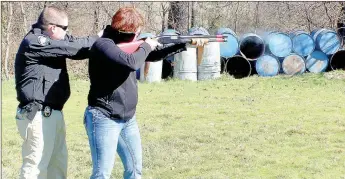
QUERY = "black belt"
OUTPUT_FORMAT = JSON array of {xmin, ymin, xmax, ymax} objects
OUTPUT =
[
  {"xmin": 19, "ymin": 102, "xmax": 62, "ymax": 111},
  {"xmin": 19, "ymin": 102, "xmax": 62, "ymax": 118}
]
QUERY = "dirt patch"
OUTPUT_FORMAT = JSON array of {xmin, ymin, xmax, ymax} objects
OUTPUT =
[{"xmin": 324, "ymin": 71, "xmax": 345, "ymax": 80}]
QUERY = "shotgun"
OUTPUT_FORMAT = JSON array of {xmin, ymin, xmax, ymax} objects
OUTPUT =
[{"xmin": 117, "ymin": 35, "xmax": 228, "ymax": 53}]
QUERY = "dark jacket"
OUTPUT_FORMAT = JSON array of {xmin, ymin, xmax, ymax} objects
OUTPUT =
[
  {"xmin": 15, "ymin": 23, "xmax": 98, "ymax": 110},
  {"xmin": 88, "ymin": 25, "xmax": 186, "ymax": 120}
]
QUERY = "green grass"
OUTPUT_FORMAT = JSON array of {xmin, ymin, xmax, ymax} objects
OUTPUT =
[{"xmin": 2, "ymin": 72, "xmax": 345, "ymax": 179}]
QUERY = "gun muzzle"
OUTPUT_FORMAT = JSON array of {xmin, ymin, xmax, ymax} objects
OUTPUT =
[{"xmin": 215, "ymin": 37, "xmax": 227, "ymax": 42}]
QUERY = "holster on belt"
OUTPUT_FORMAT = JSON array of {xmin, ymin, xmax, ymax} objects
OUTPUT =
[{"xmin": 21, "ymin": 102, "xmax": 44, "ymax": 120}]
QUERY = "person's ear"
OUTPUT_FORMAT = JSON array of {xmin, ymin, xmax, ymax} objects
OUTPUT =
[{"xmin": 51, "ymin": 26, "xmax": 57, "ymax": 34}]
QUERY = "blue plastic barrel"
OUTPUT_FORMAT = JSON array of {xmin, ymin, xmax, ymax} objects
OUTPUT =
[
  {"xmin": 188, "ymin": 27, "xmax": 210, "ymax": 35},
  {"xmin": 137, "ymin": 32, "xmax": 155, "ymax": 40},
  {"xmin": 291, "ymin": 30, "xmax": 315, "ymax": 57},
  {"xmin": 162, "ymin": 29, "xmax": 180, "ymax": 35},
  {"xmin": 239, "ymin": 33, "xmax": 265, "ymax": 60},
  {"xmin": 216, "ymin": 28, "xmax": 239, "ymax": 58},
  {"xmin": 255, "ymin": 55, "xmax": 280, "ymax": 77},
  {"xmin": 305, "ymin": 50, "xmax": 329, "ymax": 73},
  {"xmin": 281, "ymin": 54, "xmax": 306, "ymax": 75},
  {"xmin": 266, "ymin": 32, "xmax": 292, "ymax": 58},
  {"xmin": 311, "ymin": 29, "xmax": 341, "ymax": 55}
]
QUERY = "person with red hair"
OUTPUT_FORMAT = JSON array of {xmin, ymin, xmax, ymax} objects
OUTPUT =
[{"xmin": 84, "ymin": 7, "xmax": 189, "ymax": 179}]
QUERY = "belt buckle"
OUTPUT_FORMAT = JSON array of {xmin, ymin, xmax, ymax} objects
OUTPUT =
[{"xmin": 43, "ymin": 106, "xmax": 52, "ymax": 117}]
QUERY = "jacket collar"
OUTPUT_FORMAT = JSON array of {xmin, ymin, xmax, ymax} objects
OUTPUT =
[
  {"xmin": 31, "ymin": 23, "xmax": 50, "ymax": 37},
  {"xmin": 102, "ymin": 25, "xmax": 136, "ymax": 44}
]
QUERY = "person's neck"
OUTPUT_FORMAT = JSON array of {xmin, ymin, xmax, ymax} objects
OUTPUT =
[
  {"xmin": 32, "ymin": 23, "xmax": 51, "ymax": 37},
  {"xmin": 103, "ymin": 25, "xmax": 135, "ymax": 44}
]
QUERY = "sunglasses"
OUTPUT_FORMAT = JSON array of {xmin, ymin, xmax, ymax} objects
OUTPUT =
[
  {"xmin": 117, "ymin": 29, "xmax": 139, "ymax": 35},
  {"xmin": 116, "ymin": 29, "xmax": 141, "ymax": 42},
  {"xmin": 49, "ymin": 23, "xmax": 68, "ymax": 31}
]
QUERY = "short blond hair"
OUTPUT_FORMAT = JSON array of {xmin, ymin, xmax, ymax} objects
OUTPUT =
[{"xmin": 37, "ymin": 6, "xmax": 68, "ymax": 30}]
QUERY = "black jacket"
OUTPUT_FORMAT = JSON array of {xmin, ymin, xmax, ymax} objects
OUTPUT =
[
  {"xmin": 88, "ymin": 25, "xmax": 186, "ymax": 120},
  {"xmin": 15, "ymin": 23, "xmax": 98, "ymax": 110}
]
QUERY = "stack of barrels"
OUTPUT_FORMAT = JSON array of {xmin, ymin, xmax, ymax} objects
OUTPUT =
[
  {"xmin": 219, "ymin": 28, "xmax": 344, "ymax": 78},
  {"xmin": 137, "ymin": 27, "xmax": 344, "ymax": 82}
]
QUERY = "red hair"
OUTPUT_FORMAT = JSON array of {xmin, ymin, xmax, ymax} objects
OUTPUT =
[{"xmin": 111, "ymin": 7, "xmax": 144, "ymax": 33}]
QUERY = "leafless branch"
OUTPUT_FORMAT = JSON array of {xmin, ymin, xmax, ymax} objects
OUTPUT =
[
  {"xmin": 234, "ymin": 2, "xmax": 239, "ymax": 32},
  {"xmin": 20, "ymin": 2, "xmax": 28, "ymax": 34},
  {"xmin": 4, "ymin": 3, "xmax": 13, "ymax": 80},
  {"xmin": 323, "ymin": 2, "xmax": 334, "ymax": 28}
]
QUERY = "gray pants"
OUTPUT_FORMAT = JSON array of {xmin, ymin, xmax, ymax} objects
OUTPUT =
[{"xmin": 16, "ymin": 108, "xmax": 67, "ymax": 179}]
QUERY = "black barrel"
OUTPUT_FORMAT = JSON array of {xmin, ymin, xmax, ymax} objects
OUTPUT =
[
  {"xmin": 225, "ymin": 55, "xmax": 252, "ymax": 79},
  {"xmin": 330, "ymin": 50, "xmax": 345, "ymax": 70},
  {"xmin": 160, "ymin": 29, "xmax": 180, "ymax": 79},
  {"xmin": 239, "ymin": 33, "xmax": 265, "ymax": 60}
]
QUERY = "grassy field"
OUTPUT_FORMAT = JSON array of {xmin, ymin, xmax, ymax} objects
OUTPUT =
[{"xmin": 2, "ymin": 72, "xmax": 345, "ymax": 179}]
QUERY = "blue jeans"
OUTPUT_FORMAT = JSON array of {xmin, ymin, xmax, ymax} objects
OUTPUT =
[{"xmin": 84, "ymin": 106, "xmax": 142, "ymax": 179}]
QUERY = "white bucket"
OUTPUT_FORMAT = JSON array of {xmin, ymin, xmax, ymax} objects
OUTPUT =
[
  {"xmin": 197, "ymin": 42, "xmax": 221, "ymax": 80},
  {"xmin": 173, "ymin": 47, "xmax": 197, "ymax": 81},
  {"xmin": 139, "ymin": 61, "xmax": 163, "ymax": 83}
]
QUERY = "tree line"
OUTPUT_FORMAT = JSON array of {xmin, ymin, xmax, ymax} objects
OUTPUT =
[{"xmin": 1, "ymin": 1, "xmax": 344, "ymax": 80}]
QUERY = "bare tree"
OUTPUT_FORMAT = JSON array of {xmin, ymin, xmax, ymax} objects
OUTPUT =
[
  {"xmin": 167, "ymin": 2, "xmax": 175, "ymax": 29},
  {"xmin": 168, "ymin": 1, "xmax": 189, "ymax": 34},
  {"xmin": 93, "ymin": 2, "xmax": 101, "ymax": 34},
  {"xmin": 254, "ymin": 2, "xmax": 260, "ymax": 31},
  {"xmin": 100, "ymin": 2, "xmax": 113, "ymax": 19},
  {"xmin": 43, "ymin": 1, "xmax": 49, "ymax": 8},
  {"xmin": 4, "ymin": 2, "xmax": 13, "ymax": 80},
  {"xmin": 20, "ymin": 2, "xmax": 28, "ymax": 34},
  {"xmin": 304, "ymin": 3, "xmax": 313, "ymax": 32},
  {"xmin": 160, "ymin": 2, "xmax": 170, "ymax": 32},
  {"xmin": 337, "ymin": 3, "xmax": 345, "ymax": 46},
  {"xmin": 234, "ymin": 2, "xmax": 240, "ymax": 32},
  {"xmin": 191, "ymin": 1, "xmax": 196, "ymax": 28},
  {"xmin": 323, "ymin": 2, "xmax": 334, "ymax": 28},
  {"xmin": 144, "ymin": 2, "xmax": 155, "ymax": 32},
  {"xmin": 206, "ymin": 2, "xmax": 224, "ymax": 33},
  {"xmin": 337, "ymin": 3, "xmax": 345, "ymax": 26},
  {"xmin": 64, "ymin": 2, "xmax": 68, "ymax": 10}
]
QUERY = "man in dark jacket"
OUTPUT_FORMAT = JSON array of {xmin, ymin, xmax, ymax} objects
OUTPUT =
[
  {"xmin": 84, "ymin": 7, "xmax": 207, "ymax": 179},
  {"xmin": 15, "ymin": 6, "xmax": 99, "ymax": 179}
]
